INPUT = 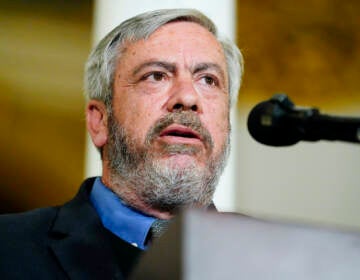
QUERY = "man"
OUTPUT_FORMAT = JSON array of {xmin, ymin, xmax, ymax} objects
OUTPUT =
[{"xmin": 0, "ymin": 9, "xmax": 243, "ymax": 279}]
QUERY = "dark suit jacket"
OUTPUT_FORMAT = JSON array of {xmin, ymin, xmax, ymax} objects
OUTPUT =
[{"xmin": 0, "ymin": 178, "xmax": 142, "ymax": 279}]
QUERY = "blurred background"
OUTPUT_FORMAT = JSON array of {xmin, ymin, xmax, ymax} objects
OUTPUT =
[
  {"xmin": 235, "ymin": 0, "xmax": 360, "ymax": 230},
  {"xmin": 0, "ymin": 0, "xmax": 359, "ymax": 229},
  {"xmin": 0, "ymin": 0, "xmax": 91, "ymax": 212}
]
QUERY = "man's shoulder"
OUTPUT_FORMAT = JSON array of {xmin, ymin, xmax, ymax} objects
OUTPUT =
[
  {"xmin": 0, "ymin": 179, "xmax": 96, "ymax": 278},
  {"xmin": 0, "ymin": 206, "xmax": 62, "ymax": 277},
  {"xmin": 0, "ymin": 206, "xmax": 61, "ymax": 266}
]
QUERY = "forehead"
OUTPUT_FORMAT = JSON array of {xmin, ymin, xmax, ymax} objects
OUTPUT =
[{"xmin": 119, "ymin": 21, "xmax": 227, "ymax": 72}]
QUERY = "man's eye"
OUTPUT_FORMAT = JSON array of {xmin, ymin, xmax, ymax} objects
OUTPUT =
[
  {"xmin": 143, "ymin": 72, "xmax": 166, "ymax": 81},
  {"xmin": 201, "ymin": 76, "xmax": 217, "ymax": 86}
]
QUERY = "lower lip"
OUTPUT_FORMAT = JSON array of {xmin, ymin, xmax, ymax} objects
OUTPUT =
[{"xmin": 159, "ymin": 135, "xmax": 203, "ymax": 145}]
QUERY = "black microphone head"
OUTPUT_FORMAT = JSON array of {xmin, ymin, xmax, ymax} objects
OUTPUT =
[{"xmin": 247, "ymin": 96, "xmax": 302, "ymax": 147}]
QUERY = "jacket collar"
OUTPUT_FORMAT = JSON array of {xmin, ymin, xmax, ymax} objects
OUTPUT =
[{"xmin": 47, "ymin": 178, "xmax": 141, "ymax": 280}]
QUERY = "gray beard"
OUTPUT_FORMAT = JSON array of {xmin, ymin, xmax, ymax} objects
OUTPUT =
[{"xmin": 106, "ymin": 111, "xmax": 230, "ymax": 213}]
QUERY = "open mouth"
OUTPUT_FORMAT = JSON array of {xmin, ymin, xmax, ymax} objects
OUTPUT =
[{"xmin": 159, "ymin": 125, "xmax": 202, "ymax": 141}]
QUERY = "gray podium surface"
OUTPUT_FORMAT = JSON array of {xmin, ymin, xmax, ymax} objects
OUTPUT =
[{"xmin": 130, "ymin": 209, "xmax": 360, "ymax": 280}]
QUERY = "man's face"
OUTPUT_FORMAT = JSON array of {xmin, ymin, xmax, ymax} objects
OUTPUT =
[
  {"xmin": 112, "ymin": 21, "xmax": 229, "ymax": 166},
  {"xmin": 106, "ymin": 21, "xmax": 230, "ymax": 211}
]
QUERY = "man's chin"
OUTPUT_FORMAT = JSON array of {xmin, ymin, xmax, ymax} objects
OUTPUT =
[{"xmin": 156, "ymin": 153, "xmax": 206, "ymax": 170}]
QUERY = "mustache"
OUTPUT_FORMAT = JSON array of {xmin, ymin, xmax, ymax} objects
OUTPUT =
[{"xmin": 145, "ymin": 111, "xmax": 214, "ymax": 150}]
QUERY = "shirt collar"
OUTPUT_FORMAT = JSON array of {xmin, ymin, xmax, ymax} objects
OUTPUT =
[{"xmin": 89, "ymin": 177, "xmax": 156, "ymax": 250}]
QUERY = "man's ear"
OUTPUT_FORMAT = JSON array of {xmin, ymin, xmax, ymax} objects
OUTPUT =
[{"xmin": 86, "ymin": 100, "xmax": 109, "ymax": 148}]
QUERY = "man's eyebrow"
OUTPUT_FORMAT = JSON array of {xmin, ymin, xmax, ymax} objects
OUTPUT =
[
  {"xmin": 132, "ymin": 61, "xmax": 176, "ymax": 75},
  {"xmin": 193, "ymin": 63, "xmax": 226, "ymax": 82}
]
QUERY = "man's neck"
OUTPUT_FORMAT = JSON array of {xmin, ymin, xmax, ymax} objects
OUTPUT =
[{"xmin": 101, "ymin": 173, "xmax": 174, "ymax": 220}]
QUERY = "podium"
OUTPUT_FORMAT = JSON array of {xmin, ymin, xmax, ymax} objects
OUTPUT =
[{"xmin": 130, "ymin": 209, "xmax": 360, "ymax": 279}]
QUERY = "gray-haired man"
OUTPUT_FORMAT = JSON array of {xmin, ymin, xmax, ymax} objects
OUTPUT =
[{"xmin": 0, "ymin": 9, "xmax": 243, "ymax": 279}]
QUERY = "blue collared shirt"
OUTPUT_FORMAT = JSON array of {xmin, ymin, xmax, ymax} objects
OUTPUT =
[{"xmin": 89, "ymin": 177, "xmax": 156, "ymax": 250}]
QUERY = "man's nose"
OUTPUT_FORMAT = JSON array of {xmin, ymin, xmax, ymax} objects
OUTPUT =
[{"xmin": 166, "ymin": 79, "xmax": 203, "ymax": 113}]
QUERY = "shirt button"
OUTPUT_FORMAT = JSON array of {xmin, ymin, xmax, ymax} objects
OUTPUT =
[{"xmin": 131, "ymin": 242, "xmax": 138, "ymax": 247}]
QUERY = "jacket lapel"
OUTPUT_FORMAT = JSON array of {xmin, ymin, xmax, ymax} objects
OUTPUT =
[{"xmin": 47, "ymin": 178, "xmax": 140, "ymax": 280}]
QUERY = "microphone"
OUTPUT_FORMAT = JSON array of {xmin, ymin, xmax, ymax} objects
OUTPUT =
[{"xmin": 247, "ymin": 94, "xmax": 360, "ymax": 146}]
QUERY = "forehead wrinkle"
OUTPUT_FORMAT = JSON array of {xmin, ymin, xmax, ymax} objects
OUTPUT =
[{"xmin": 132, "ymin": 60, "xmax": 177, "ymax": 76}]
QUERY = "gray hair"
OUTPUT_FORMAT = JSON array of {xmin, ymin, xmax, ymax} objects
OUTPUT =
[{"xmin": 84, "ymin": 9, "xmax": 244, "ymax": 108}]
